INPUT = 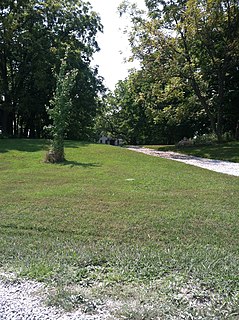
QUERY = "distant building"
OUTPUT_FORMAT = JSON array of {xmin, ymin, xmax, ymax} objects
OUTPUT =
[{"xmin": 99, "ymin": 135, "xmax": 123, "ymax": 146}]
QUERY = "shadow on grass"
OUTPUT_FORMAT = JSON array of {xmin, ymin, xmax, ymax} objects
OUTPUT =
[
  {"xmin": 61, "ymin": 160, "xmax": 101, "ymax": 168},
  {"xmin": 0, "ymin": 223, "xmax": 79, "ymax": 236},
  {"xmin": 65, "ymin": 141, "xmax": 90, "ymax": 148},
  {"xmin": 0, "ymin": 139, "xmax": 48, "ymax": 153},
  {"xmin": 0, "ymin": 139, "xmax": 91, "ymax": 154},
  {"xmin": 154, "ymin": 141, "xmax": 239, "ymax": 163}
]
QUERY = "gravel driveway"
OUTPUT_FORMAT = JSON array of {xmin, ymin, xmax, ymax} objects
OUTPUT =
[{"xmin": 127, "ymin": 147, "xmax": 239, "ymax": 177}]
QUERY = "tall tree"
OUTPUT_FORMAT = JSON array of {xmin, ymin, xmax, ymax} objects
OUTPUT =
[
  {"xmin": 0, "ymin": 0, "xmax": 103, "ymax": 138},
  {"xmin": 98, "ymin": 68, "xmax": 209, "ymax": 144},
  {"xmin": 121, "ymin": 0, "xmax": 239, "ymax": 140}
]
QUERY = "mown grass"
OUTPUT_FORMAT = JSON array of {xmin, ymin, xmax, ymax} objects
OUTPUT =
[
  {"xmin": 0, "ymin": 139, "xmax": 238, "ymax": 319},
  {"xmin": 145, "ymin": 141, "xmax": 239, "ymax": 163}
]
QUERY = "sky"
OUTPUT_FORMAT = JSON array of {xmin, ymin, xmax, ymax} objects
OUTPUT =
[{"xmin": 89, "ymin": 0, "xmax": 146, "ymax": 91}]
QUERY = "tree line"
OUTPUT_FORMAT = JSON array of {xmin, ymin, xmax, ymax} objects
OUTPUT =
[
  {"xmin": 98, "ymin": 0, "xmax": 239, "ymax": 144},
  {"xmin": 1, "ymin": 0, "xmax": 239, "ymax": 145},
  {"xmin": 0, "ymin": 0, "xmax": 104, "ymax": 139}
]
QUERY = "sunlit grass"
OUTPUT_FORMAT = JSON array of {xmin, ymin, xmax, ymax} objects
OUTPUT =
[{"xmin": 0, "ymin": 139, "xmax": 238, "ymax": 318}]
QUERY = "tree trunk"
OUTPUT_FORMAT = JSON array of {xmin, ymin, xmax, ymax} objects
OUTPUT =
[
  {"xmin": 0, "ymin": 40, "xmax": 12, "ymax": 136},
  {"xmin": 236, "ymin": 121, "xmax": 239, "ymax": 140},
  {"xmin": 2, "ymin": 109, "xmax": 14, "ymax": 136},
  {"xmin": 190, "ymin": 78, "xmax": 218, "ymax": 136}
]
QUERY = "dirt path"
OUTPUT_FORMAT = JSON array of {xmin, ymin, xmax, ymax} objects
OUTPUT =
[{"xmin": 126, "ymin": 147, "xmax": 239, "ymax": 177}]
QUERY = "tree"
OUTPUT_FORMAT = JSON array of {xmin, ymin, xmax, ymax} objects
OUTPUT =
[
  {"xmin": 46, "ymin": 58, "xmax": 77, "ymax": 163},
  {"xmin": 66, "ymin": 56, "xmax": 105, "ymax": 141},
  {"xmin": 96, "ymin": 73, "xmax": 153, "ymax": 145},
  {"xmin": 121, "ymin": 0, "xmax": 239, "ymax": 140},
  {"xmin": 98, "ymin": 67, "xmax": 209, "ymax": 144},
  {"xmin": 0, "ymin": 0, "xmax": 103, "ymax": 138}
]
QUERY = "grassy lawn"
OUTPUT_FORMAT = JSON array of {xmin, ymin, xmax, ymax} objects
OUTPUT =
[
  {"xmin": 0, "ymin": 139, "xmax": 238, "ymax": 319},
  {"xmin": 144, "ymin": 141, "xmax": 239, "ymax": 163}
]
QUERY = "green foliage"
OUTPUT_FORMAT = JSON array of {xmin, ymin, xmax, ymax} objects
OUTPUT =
[
  {"xmin": 46, "ymin": 58, "xmax": 77, "ymax": 162},
  {"xmin": 0, "ymin": 0, "xmax": 103, "ymax": 138},
  {"xmin": 98, "ymin": 70, "xmax": 209, "ymax": 144},
  {"xmin": 114, "ymin": 0, "xmax": 239, "ymax": 143},
  {"xmin": 96, "ymin": 75, "xmax": 155, "ymax": 144}
]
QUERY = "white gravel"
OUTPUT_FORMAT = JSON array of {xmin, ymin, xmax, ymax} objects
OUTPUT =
[
  {"xmin": 0, "ymin": 274, "xmax": 116, "ymax": 320},
  {"xmin": 127, "ymin": 147, "xmax": 239, "ymax": 177}
]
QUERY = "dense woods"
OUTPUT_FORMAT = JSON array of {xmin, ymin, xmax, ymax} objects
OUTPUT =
[
  {"xmin": 1, "ymin": 0, "xmax": 239, "ymax": 144},
  {"xmin": 0, "ymin": 0, "xmax": 103, "ymax": 139},
  {"xmin": 98, "ymin": 0, "xmax": 239, "ymax": 144}
]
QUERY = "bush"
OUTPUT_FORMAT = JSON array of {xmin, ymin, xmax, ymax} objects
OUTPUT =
[
  {"xmin": 193, "ymin": 133, "xmax": 217, "ymax": 145},
  {"xmin": 193, "ymin": 132, "xmax": 234, "ymax": 145}
]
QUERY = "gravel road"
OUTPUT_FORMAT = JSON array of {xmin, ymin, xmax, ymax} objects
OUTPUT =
[{"xmin": 127, "ymin": 147, "xmax": 239, "ymax": 177}]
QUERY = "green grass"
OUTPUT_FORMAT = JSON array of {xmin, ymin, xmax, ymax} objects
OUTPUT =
[
  {"xmin": 145, "ymin": 141, "xmax": 239, "ymax": 162},
  {"xmin": 0, "ymin": 139, "xmax": 239, "ymax": 319}
]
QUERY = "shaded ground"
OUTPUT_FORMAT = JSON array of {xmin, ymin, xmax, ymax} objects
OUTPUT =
[{"xmin": 143, "ymin": 141, "xmax": 239, "ymax": 163}]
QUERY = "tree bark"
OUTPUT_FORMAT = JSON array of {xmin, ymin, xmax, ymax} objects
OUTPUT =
[{"xmin": 236, "ymin": 121, "xmax": 239, "ymax": 140}]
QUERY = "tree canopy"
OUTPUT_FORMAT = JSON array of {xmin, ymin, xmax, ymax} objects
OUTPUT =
[
  {"xmin": 98, "ymin": 0, "xmax": 239, "ymax": 144},
  {"xmin": 0, "ymin": 0, "xmax": 103, "ymax": 138},
  {"xmin": 1, "ymin": 0, "xmax": 238, "ymax": 144}
]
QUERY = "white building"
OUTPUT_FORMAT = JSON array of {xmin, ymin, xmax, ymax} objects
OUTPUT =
[{"xmin": 99, "ymin": 135, "xmax": 123, "ymax": 146}]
